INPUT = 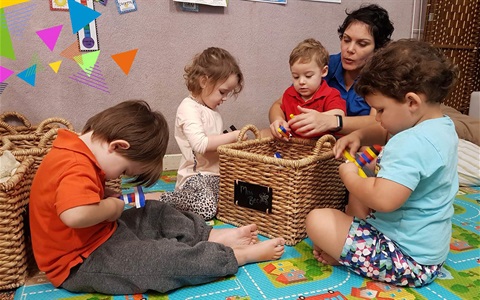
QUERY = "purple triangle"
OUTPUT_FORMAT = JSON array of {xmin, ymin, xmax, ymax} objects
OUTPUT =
[
  {"xmin": 0, "ymin": 66, "xmax": 14, "ymax": 83},
  {"xmin": 36, "ymin": 25, "xmax": 63, "ymax": 52}
]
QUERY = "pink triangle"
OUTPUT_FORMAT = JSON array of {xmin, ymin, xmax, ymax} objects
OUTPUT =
[
  {"xmin": 36, "ymin": 25, "xmax": 63, "ymax": 52},
  {"xmin": 0, "ymin": 66, "xmax": 14, "ymax": 83}
]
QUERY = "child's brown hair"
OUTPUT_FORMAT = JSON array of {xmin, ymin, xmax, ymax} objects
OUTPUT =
[
  {"xmin": 184, "ymin": 47, "xmax": 244, "ymax": 98},
  {"xmin": 289, "ymin": 38, "xmax": 329, "ymax": 70},
  {"xmin": 82, "ymin": 100, "xmax": 169, "ymax": 186},
  {"xmin": 356, "ymin": 39, "xmax": 458, "ymax": 104}
]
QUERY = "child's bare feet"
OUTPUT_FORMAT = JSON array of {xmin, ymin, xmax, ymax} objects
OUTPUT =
[
  {"xmin": 313, "ymin": 246, "xmax": 340, "ymax": 266},
  {"xmin": 209, "ymin": 224, "xmax": 258, "ymax": 247},
  {"xmin": 233, "ymin": 237, "xmax": 285, "ymax": 266}
]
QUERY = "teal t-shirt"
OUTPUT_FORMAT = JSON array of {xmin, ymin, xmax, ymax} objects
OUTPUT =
[{"xmin": 368, "ymin": 116, "xmax": 458, "ymax": 265}]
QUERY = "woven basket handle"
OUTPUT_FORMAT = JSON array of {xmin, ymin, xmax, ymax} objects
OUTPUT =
[
  {"xmin": 312, "ymin": 134, "xmax": 337, "ymax": 156},
  {"xmin": 38, "ymin": 128, "xmax": 60, "ymax": 148},
  {"xmin": 237, "ymin": 124, "xmax": 260, "ymax": 142},
  {"xmin": 0, "ymin": 136, "xmax": 15, "ymax": 155},
  {"xmin": 0, "ymin": 111, "xmax": 32, "ymax": 128},
  {"xmin": 0, "ymin": 121, "xmax": 18, "ymax": 135},
  {"xmin": 35, "ymin": 117, "xmax": 74, "ymax": 134}
]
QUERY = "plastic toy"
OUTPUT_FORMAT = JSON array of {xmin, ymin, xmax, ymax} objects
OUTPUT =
[
  {"xmin": 343, "ymin": 145, "xmax": 382, "ymax": 178},
  {"xmin": 277, "ymin": 125, "xmax": 292, "ymax": 139},
  {"xmin": 118, "ymin": 186, "xmax": 146, "ymax": 208}
]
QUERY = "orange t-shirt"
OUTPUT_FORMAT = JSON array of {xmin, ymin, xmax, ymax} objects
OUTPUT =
[{"xmin": 29, "ymin": 129, "xmax": 117, "ymax": 287}]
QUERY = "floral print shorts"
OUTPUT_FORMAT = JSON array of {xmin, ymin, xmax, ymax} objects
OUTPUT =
[{"xmin": 339, "ymin": 217, "xmax": 443, "ymax": 287}]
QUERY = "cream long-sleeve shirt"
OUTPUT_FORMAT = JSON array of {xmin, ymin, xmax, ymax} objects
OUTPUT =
[{"xmin": 174, "ymin": 97, "xmax": 223, "ymax": 189}]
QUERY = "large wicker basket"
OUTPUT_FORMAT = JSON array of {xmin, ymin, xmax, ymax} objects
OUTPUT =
[
  {"xmin": 0, "ymin": 155, "xmax": 35, "ymax": 290},
  {"xmin": 217, "ymin": 125, "xmax": 346, "ymax": 245}
]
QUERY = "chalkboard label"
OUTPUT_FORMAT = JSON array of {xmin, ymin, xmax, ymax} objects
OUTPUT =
[{"xmin": 234, "ymin": 180, "xmax": 273, "ymax": 213}]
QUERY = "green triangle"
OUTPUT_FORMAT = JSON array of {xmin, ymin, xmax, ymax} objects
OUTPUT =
[
  {"xmin": 0, "ymin": 9, "xmax": 16, "ymax": 60},
  {"xmin": 73, "ymin": 50, "xmax": 100, "ymax": 76}
]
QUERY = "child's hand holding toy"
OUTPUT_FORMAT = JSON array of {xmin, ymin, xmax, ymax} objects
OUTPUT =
[{"xmin": 343, "ymin": 145, "xmax": 382, "ymax": 178}]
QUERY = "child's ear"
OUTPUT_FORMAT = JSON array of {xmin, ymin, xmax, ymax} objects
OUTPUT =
[
  {"xmin": 199, "ymin": 75, "xmax": 208, "ymax": 89},
  {"xmin": 405, "ymin": 92, "xmax": 422, "ymax": 112},
  {"xmin": 321, "ymin": 65, "xmax": 328, "ymax": 77},
  {"xmin": 108, "ymin": 140, "xmax": 130, "ymax": 152}
]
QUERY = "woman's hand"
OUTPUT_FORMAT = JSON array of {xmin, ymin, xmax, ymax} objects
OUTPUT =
[{"xmin": 288, "ymin": 106, "xmax": 337, "ymax": 138}]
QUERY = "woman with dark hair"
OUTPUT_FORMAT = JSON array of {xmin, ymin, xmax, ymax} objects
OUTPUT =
[{"xmin": 269, "ymin": 4, "xmax": 394, "ymax": 138}]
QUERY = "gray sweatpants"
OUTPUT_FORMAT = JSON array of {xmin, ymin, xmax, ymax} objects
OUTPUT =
[{"xmin": 61, "ymin": 201, "xmax": 238, "ymax": 295}]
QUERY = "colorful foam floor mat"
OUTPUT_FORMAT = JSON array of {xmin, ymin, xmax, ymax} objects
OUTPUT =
[{"xmin": 12, "ymin": 173, "xmax": 480, "ymax": 300}]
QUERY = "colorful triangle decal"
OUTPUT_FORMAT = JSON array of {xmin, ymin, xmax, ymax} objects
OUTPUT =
[
  {"xmin": 67, "ymin": 0, "xmax": 101, "ymax": 34},
  {"xmin": 111, "ymin": 49, "xmax": 138, "ymax": 75},
  {"xmin": 60, "ymin": 40, "xmax": 82, "ymax": 62},
  {"xmin": 73, "ymin": 50, "xmax": 100, "ymax": 76},
  {"xmin": 0, "ymin": 0, "xmax": 30, "ymax": 10},
  {"xmin": 36, "ymin": 24, "xmax": 63, "ymax": 51},
  {"xmin": 0, "ymin": 65, "xmax": 14, "ymax": 82},
  {"xmin": 17, "ymin": 64, "xmax": 36, "ymax": 86},
  {"xmin": 49, "ymin": 60, "xmax": 62, "ymax": 73},
  {"xmin": 0, "ymin": 9, "xmax": 16, "ymax": 60}
]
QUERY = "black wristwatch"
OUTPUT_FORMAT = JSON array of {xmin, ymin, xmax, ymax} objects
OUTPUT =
[{"xmin": 331, "ymin": 114, "xmax": 343, "ymax": 133}]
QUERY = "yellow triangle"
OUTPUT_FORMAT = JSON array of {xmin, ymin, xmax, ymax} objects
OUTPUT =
[
  {"xmin": 0, "ymin": 0, "xmax": 30, "ymax": 9},
  {"xmin": 49, "ymin": 60, "xmax": 62, "ymax": 73},
  {"xmin": 73, "ymin": 50, "xmax": 100, "ymax": 77}
]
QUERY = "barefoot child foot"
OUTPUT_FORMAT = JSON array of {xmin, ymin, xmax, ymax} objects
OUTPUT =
[
  {"xmin": 233, "ymin": 237, "xmax": 286, "ymax": 266},
  {"xmin": 209, "ymin": 224, "xmax": 258, "ymax": 246},
  {"xmin": 313, "ymin": 246, "xmax": 340, "ymax": 266}
]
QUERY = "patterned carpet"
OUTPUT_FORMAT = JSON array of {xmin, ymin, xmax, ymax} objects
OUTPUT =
[{"xmin": 4, "ymin": 172, "xmax": 480, "ymax": 300}]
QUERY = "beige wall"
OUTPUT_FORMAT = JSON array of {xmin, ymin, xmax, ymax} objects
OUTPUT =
[{"xmin": 0, "ymin": 0, "xmax": 416, "ymax": 153}]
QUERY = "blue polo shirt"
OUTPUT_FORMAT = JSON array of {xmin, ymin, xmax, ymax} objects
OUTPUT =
[{"xmin": 324, "ymin": 53, "xmax": 371, "ymax": 116}]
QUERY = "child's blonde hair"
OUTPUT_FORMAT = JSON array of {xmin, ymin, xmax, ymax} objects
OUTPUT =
[
  {"xmin": 82, "ymin": 100, "xmax": 169, "ymax": 187},
  {"xmin": 184, "ymin": 47, "xmax": 244, "ymax": 98},
  {"xmin": 289, "ymin": 38, "xmax": 329, "ymax": 69}
]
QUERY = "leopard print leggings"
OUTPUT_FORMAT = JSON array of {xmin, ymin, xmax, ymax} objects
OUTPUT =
[{"xmin": 158, "ymin": 173, "xmax": 219, "ymax": 220}]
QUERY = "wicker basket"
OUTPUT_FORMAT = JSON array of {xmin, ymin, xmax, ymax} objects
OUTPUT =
[
  {"xmin": 0, "ymin": 112, "xmax": 73, "ymax": 137},
  {"xmin": 0, "ymin": 154, "xmax": 35, "ymax": 290},
  {"xmin": 217, "ymin": 125, "xmax": 346, "ymax": 245},
  {"xmin": 2, "ymin": 128, "xmax": 65, "ymax": 173}
]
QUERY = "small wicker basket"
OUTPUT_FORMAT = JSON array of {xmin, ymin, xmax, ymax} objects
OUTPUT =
[
  {"xmin": 217, "ymin": 125, "xmax": 346, "ymax": 245},
  {"xmin": 0, "ymin": 155, "xmax": 35, "ymax": 290}
]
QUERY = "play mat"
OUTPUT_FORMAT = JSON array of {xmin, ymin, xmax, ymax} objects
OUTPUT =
[{"xmin": 11, "ymin": 172, "xmax": 480, "ymax": 300}]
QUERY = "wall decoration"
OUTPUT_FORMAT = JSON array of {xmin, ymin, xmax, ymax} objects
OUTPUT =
[
  {"xmin": 111, "ymin": 48, "xmax": 138, "ymax": 75},
  {"xmin": 0, "ymin": 9, "xmax": 16, "ymax": 60},
  {"xmin": 173, "ymin": 0, "xmax": 228, "ymax": 7},
  {"xmin": 116, "ymin": 0, "xmax": 137, "ymax": 14},
  {"xmin": 68, "ymin": 0, "xmax": 100, "ymax": 51},
  {"xmin": 60, "ymin": 40, "xmax": 83, "ymax": 62},
  {"xmin": 50, "ymin": 0, "xmax": 69, "ymax": 11},
  {"xmin": 4, "ymin": 2, "xmax": 37, "ymax": 40},
  {"xmin": 16, "ymin": 64, "xmax": 37, "ymax": 86},
  {"xmin": 0, "ymin": 66, "xmax": 14, "ymax": 83},
  {"xmin": 30, "ymin": 53, "xmax": 44, "ymax": 72},
  {"xmin": 241, "ymin": 0, "xmax": 286, "ymax": 4},
  {"xmin": 67, "ymin": 0, "xmax": 100, "ymax": 34},
  {"xmin": 180, "ymin": 2, "xmax": 199, "ymax": 12},
  {"xmin": 0, "ymin": 82, "xmax": 8, "ymax": 94},
  {"xmin": 73, "ymin": 50, "xmax": 100, "ymax": 76},
  {"xmin": 69, "ymin": 63, "xmax": 110, "ymax": 93},
  {"xmin": 0, "ymin": 0, "xmax": 29, "ymax": 9},
  {"xmin": 49, "ymin": 60, "xmax": 62, "ymax": 73},
  {"xmin": 35, "ymin": 25, "xmax": 63, "ymax": 52}
]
